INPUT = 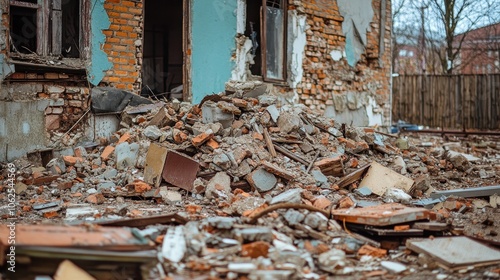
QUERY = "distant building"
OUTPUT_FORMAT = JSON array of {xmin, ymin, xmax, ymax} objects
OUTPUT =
[{"xmin": 454, "ymin": 22, "xmax": 500, "ymax": 74}]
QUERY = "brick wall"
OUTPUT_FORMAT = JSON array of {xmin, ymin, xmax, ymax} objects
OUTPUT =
[
  {"xmin": 289, "ymin": 0, "xmax": 392, "ymax": 123},
  {"xmin": 4, "ymin": 73, "xmax": 89, "ymax": 133},
  {"xmin": 101, "ymin": 0, "xmax": 143, "ymax": 92},
  {"xmin": 0, "ymin": 1, "xmax": 9, "ymax": 74}
]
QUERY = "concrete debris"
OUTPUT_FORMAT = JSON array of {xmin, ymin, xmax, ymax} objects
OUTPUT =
[{"xmin": 1, "ymin": 93, "xmax": 499, "ymax": 279}]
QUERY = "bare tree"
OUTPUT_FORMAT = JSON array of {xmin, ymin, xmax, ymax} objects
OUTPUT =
[
  {"xmin": 426, "ymin": 0, "xmax": 500, "ymax": 74},
  {"xmin": 392, "ymin": 0, "xmax": 500, "ymax": 74}
]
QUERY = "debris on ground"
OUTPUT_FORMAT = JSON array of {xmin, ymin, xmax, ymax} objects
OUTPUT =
[{"xmin": 1, "ymin": 92, "xmax": 500, "ymax": 279}]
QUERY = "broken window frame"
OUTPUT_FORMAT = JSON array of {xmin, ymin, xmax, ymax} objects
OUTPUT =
[
  {"xmin": 8, "ymin": 0, "xmax": 89, "ymax": 61},
  {"xmin": 261, "ymin": 0, "xmax": 287, "ymax": 83}
]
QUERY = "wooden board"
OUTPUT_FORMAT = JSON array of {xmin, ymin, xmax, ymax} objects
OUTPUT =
[{"xmin": 331, "ymin": 203, "xmax": 432, "ymax": 226}]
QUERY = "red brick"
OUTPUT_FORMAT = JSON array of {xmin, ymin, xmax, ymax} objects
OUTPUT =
[{"xmin": 100, "ymin": 146, "xmax": 115, "ymax": 161}]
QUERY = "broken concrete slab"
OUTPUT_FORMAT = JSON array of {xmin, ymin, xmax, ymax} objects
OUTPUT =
[
  {"xmin": 205, "ymin": 172, "xmax": 231, "ymax": 199},
  {"xmin": 406, "ymin": 236, "xmax": 500, "ymax": 270},
  {"xmin": 115, "ymin": 142, "xmax": 139, "ymax": 170},
  {"xmin": 143, "ymin": 143, "xmax": 168, "ymax": 187},
  {"xmin": 142, "ymin": 125, "xmax": 163, "ymax": 140},
  {"xmin": 162, "ymin": 151, "xmax": 200, "ymax": 192},
  {"xmin": 162, "ymin": 226, "xmax": 186, "ymax": 263},
  {"xmin": 359, "ymin": 161, "xmax": 414, "ymax": 196},
  {"xmin": 246, "ymin": 168, "xmax": 277, "ymax": 192},
  {"xmin": 381, "ymin": 261, "xmax": 407, "ymax": 274},
  {"xmin": 271, "ymin": 188, "xmax": 302, "ymax": 205},
  {"xmin": 202, "ymin": 101, "xmax": 233, "ymax": 128}
]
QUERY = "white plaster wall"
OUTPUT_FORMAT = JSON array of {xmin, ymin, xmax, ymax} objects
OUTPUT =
[{"xmin": 288, "ymin": 11, "xmax": 307, "ymax": 101}]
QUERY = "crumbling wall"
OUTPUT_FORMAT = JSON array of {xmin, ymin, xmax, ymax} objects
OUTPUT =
[
  {"xmin": 0, "ymin": 73, "xmax": 89, "ymax": 131},
  {"xmin": 101, "ymin": 0, "xmax": 143, "ymax": 92},
  {"xmin": 230, "ymin": 0, "xmax": 391, "ymax": 127},
  {"xmin": 291, "ymin": 0, "xmax": 392, "ymax": 127},
  {"xmin": 0, "ymin": 0, "xmax": 14, "ymax": 80}
]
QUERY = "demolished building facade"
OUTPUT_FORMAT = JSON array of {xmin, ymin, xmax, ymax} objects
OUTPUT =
[{"xmin": 0, "ymin": 0, "xmax": 391, "ymax": 161}]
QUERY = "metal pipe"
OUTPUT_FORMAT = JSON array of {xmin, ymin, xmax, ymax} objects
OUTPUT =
[{"xmin": 400, "ymin": 128, "xmax": 500, "ymax": 136}]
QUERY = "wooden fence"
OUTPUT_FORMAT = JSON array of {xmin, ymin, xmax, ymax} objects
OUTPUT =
[{"xmin": 392, "ymin": 74, "xmax": 500, "ymax": 130}]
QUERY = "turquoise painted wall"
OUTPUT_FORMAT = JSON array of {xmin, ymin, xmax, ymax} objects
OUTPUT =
[
  {"xmin": 88, "ymin": 0, "xmax": 113, "ymax": 85},
  {"xmin": 191, "ymin": 0, "xmax": 237, "ymax": 104}
]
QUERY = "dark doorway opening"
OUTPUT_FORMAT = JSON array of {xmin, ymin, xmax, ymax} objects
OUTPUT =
[
  {"xmin": 142, "ymin": 0, "xmax": 183, "ymax": 99},
  {"xmin": 246, "ymin": 1, "xmax": 262, "ymax": 76}
]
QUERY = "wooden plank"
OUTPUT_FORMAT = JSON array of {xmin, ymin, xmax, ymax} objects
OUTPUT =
[
  {"xmin": 53, "ymin": 0, "xmax": 61, "ymax": 9},
  {"xmin": 51, "ymin": 10, "xmax": 62, "ymax": 55},
  {"xmin": 10, "ymin": 0, "xmax": 39, "ymax": 8},
  {"xmin": 430, "ymin": 185, "xmax": 500, "ymax": 199}
]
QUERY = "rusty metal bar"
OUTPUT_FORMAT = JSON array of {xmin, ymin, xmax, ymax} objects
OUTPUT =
[{"xmin": 400, "ymin": 128, "xmax": 500, "ymax": 136}]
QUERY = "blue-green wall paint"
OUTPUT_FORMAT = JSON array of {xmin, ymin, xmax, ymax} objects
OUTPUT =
[
  {"xmin": 88, "ymin": 0, "xmax": 113, "ymax": 85},
  {"xmin": 191, "ymin": 0, "xmax": 237, "ymax": 104}
]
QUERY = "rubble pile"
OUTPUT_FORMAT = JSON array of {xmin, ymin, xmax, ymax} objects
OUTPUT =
[{"xmin": 1, "ymin": 92, "xmax": 500, "ymax": 279}]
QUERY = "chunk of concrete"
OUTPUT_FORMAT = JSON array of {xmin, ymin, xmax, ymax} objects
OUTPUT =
[
  {"xmin": 235, "ymin": 227, "xmax": 273, "ymax": 243},
  {"xmin": 271, "ymin": 188, "xmax": 302, "ymax": 205},
  {"xmin": 213, "ymin": 153, "xmax": 232, "ymax": 170},
  {"xmin": 115, "ymin": 142, "xmax": 139, "ymax": 170},
  {"xmin": 162, "ymin": 226, "xmax": 186, "ymax": 263},
  {"xmin": 143, "ymin": 143, "xmax": 168, "ymax": 187},
  {"xmin": 142, "ymin": 125, "xmax": 163, "ymax": 140},
  {"xmin": 317, "ymin": 249, "xmax": 347, "ymax": 274},
  {"xmin": 284, "ymin": 209, "xmax": 305, "ymax": 226},
  {"xmin": 304, "ymin": 212, "xmax": 328, "ymax": 230},
  {"xmin": 359, "ymin": 161, "xmax": 414, "ymax": 196},
  {"xmin": 277, "ymin": 111, "xmax": 301, "ymax": 134},
  {"xmin": 246, "ymin": 168, "xmax": 277, "ymax": 192},
  {"xmin": 381, "ymin": 261, "xmax": 407, "ymax": 274},
  {"xmin": 159, "ymin": 187, "xmax": 182, "ymax": 204},
  {"xmin": 266, "ymin": 105, "xmax": 280, "ymax": 123},
  {"xmin": 206, "ymin": 216, "xmax": 236, "ymax": 229},
  {"xmin": 202, "ymin": 101, "xmax": 233, "ymax": 128},
  {"xmin": 205, "ymin": 172, "xmax": 231, "ymax": 199}
]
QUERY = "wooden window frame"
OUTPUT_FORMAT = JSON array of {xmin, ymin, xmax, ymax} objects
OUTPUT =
[
  {"xmin": 9, "ymin": 0, "xmax": 89, "ymax": 60},
  {"xmin": 261, "ymin": 0, "xmax": 287, "ymax": 83}
]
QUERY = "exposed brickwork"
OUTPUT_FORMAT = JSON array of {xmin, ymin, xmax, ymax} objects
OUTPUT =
[
  {"xmin": 0, "ymin": 3, "xmax": 7, "ymax": 59},
  {"xmin": 4, "ymin": 73, "xmax": 89, "ymax": 132},
  {"xmin": 288, "ymin": 0, "xmax": 392, "ymax": 124},
  {"xmin": 101, "ymin": 0, "xmax": 143, "ymax": 92}
]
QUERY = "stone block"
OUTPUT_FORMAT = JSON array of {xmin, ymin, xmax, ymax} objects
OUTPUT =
[
  {"xmin": 115, "ymin": 142, "xmax": 140, "ymax": 170},
  {"xmin": 205, "ymin": 172, "xmax": 231, "ymax": 199}
]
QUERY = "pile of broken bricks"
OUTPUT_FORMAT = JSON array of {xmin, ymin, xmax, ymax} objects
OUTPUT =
[{"xmin": 1, "ymin": 92, "xmax": 500, "ymax": 279}]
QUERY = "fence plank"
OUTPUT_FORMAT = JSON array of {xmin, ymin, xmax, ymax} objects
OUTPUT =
[{"xmin": 392, "ymin": 74, "xmax": 500, "ymax": 130}]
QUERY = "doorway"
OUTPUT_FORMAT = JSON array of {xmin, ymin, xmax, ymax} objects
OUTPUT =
[{"xmin": 142, "ymin": 0, "xmax": 184, "ymax": 99}]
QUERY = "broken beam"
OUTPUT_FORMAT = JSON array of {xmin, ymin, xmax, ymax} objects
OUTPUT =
[
  {"xmin": 272, "ymin": 144, "xmax": 310, "ymax": 166},
  {"xmin": 430, "ymin": 185, "xmax": 500, "ymax": 199}
]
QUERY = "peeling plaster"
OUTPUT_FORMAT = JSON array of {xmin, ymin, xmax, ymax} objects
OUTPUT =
[
  {"xmin": 231, "ymin": 36, "xmax": 253, "ymax": 81},
  {"xmin": 236, "ymin": 0, "xmax": 246, "ymax": 34},
  {"xmin": 289, "ymin": 11, "xmax": 307, "ymax": 90},
  {"xmin": 324, "ymin": 92, "xmax": 382, "ymax": 126},
  {"xmin": 337, "ymin": 0, "xmax": 373, "ymax": 67},
  {"xmin": 0, "ymin": 100, "xmax": 50, "ymax": 161},
  {"xmin": 329, "ymin": 49, "xmax": 344, "ymax": 61},
  {"xmin": 88, "ymin": 0, "xmax": 113, "ymax": 85}
]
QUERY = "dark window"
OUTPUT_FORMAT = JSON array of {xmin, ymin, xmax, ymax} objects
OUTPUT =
[{"xmin": 9, "ymin": 0, "xmax": 86, "ymax": 58}]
